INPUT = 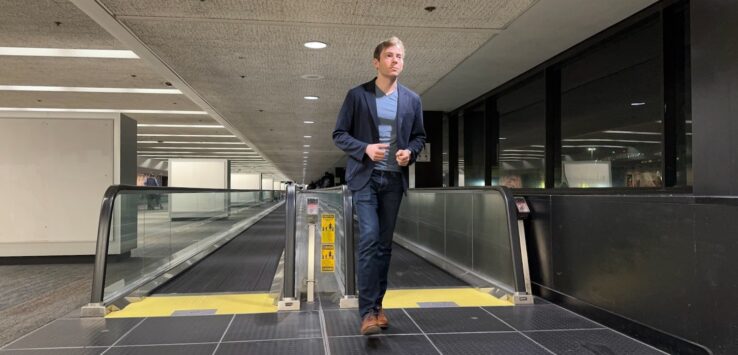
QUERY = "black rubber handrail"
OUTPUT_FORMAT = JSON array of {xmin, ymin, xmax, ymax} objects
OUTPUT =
[{"xmin": 90, "ymin": 185, "xmax": 282, "ymax": 304}]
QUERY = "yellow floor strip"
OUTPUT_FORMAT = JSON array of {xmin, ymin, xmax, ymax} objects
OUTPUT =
[
  {"xmin": 106, "ymin": 293, "xmax": 277, "ymax": 318},
  {"xmin": 382, "ymin": 288, "xmax": 513, "ymax": 308},
  {"xmin": 107, "ymin": 288, "xmax": 511, "ymax": 318}
]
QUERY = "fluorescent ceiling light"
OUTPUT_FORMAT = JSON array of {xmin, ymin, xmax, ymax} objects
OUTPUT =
[
  {"xmin": 630, "ymin": 102, "xmax": 646, "ymax": 106},
  {"xmin": 562, "ymin": 145, "xmax": 629, "ymax": 149},
  {"xmin": 138, "ymin": 134, "xmax": 235, "ymax": 138},
  {"xmin": 603, "ymin": 130, "xmax": 661, "ymax": 135},
  {"xmin": 303, "ymin": 145, "xmax": 310, "ymax": 147},
  {"xmin": 304, "ymin": 41, "xmax": 328, "ymax": 49},
  {"xmin": 138, "ymin": 151, "xmax": 254, "ymax": 155},
  {"xmin": 304, "ymin": 96, "xmax": 319, "ymax": 100},
  {"xmin": 503, "ymin": 149, "xmax": 544, "ymax": 153},
  {"xmin": 150, "ymin": 147, "xmax": 251, "ymax": 150},
  {"xmin": 0, "ymin": 47, "xmax": 138, "ymax": 59},
  {"xmin": 0, "ymin": 85, "xmax": 181, "ymax": 94},
  {"xmin": 138, "ymin": 124, "xmax": 223, "ymax": 128},
  {"xmin": 563, "ymin": 138, "xmax": 659, "ymax": 144},
  {"xmin": 304, "ymin": 135, "xmax": 312, "ymax": 138},
  {"xmin": 0, "ymin": 108, "xmax": 206, "ymax": 115},
  {"xmin": 304, "ymin": 121, "xmax": 315, "ymax": 124},
  {"xmin": 137, "ymin": 141, "xmax": 245, "ymax": 145}
]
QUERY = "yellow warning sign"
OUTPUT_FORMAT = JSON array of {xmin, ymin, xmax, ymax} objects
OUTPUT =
[
  {"xmin": 321, "ymin": 244, "xmax": 335, "ymax": 272},
  {"xmin": 321, "ymin": 213, "xmax": 335, "ymax": 244}
]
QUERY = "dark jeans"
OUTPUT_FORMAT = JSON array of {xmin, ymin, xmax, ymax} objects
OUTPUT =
[{"xmin": 353, "ymin": 169, "xmax": 404, "ymax": 318}]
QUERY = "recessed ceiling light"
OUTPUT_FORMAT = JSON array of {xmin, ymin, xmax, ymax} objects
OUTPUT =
[
  {"xmin": 0, "ymin": 108, "xmax": 206, "ymax": 115},
  {"xmin": 301, "ymin": 74, "xmax": 324, "ymax": 80},
  {"xmin": 630, "ymin": 102, "xmax": 646, "ymax": 106},
  {"xmin": 0, "ymin": 85, "xmax": 181, "ymax": 94},
  {"xmin": 303, "ymin": 145, "xmax": 310, "ymax": 148},
  {"xmin": 304, "ymin": 96, "xmax": 319, "ymax": 100},
  {"xmin": 303, "ymin": 121, "xmax": 315, "ymax": 124},
  {"xmin": 304, "ymin": 135, "xmax": 312, "ymax": 138},
  {"xmin": 0, "ymin": 47, "xmax": 139, "ymax": 59},
  {"xmin": 138, "ymin": 124, "xmax": 223, "ymax": 128},
  {"xmin": 151, "ymin": 147, "xmax": 251, "ymax": 150},
  {"xmin": 303, "ymin": 151, "xmax": 309, "ymax": 154},
  {"xmin": 304, "ymin": 41, "xmax": 328, "ymax": 49}
]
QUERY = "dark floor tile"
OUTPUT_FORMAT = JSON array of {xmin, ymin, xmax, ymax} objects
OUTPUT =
[
  {"xmin": 106, "ymin": 344, "xmax": 216, "ymax": 355},
  {"xmin": 223, "ymin": 311, "xmax": 321, "ymax": 341},
  {"xmin": 3, "ymin": 318, "xmax": 141, "ymax": 349},
  {"xmin": 526, "ymin": 329, "xmax": 666, "ymax": 354},
  {"xmin": 323, "ymin": 309, "xmax": 420, "ymax": 336},
  {"xmin": 329, "ymin": 335, "xmax": 438, "ymax": 355},
  {"xmin": 430, "ymin": 333, "xmax": 551, "ymax": 355},
  {"xmin": 484, "ymin": 304, "xmax": 602, "ymax": 331},
  {"xmin": 117, "ymin": 315, "xmax": 231, "ymax": 345},
  {"xmin": 217, "ymin": 338, "xmax": 324, "ymax": 355},
  {"xmin": 404, "ymin": 307, "xmax": 513, "ymax": 333},
  {"xmin": 0, "ymin": 348, "xmax": 105, "ymax": 355}
]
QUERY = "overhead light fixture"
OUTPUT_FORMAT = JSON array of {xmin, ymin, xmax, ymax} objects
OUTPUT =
[
  {"xmin": 563, "ymin": 138, "xmax": 659, "ymax": 144},
  {"xmin": 503, "ymin": 149, "xmax": 544, "ymax": 153},
  {"xmin": 0, "ymin": 85, "xmax": 181, "ymax": 94},
  {"xmin": 304, "ymin": 41, "xmax": 328, "ymax": 49},
  {"xmin": 304, "ymin": 135, "xmax": 312, "ymax": 138},
  {"xmin": 138, "ymin": 124, "xmax": 223, "ymax": 128},
  {"xmin": 303, "ymin": 121, "xmax": 315, "ymax": 124},
  {"xmin": 0, "ymin": 47, "xmax": 139, "ymax": 59},
  {"xmin": 0, "ymin": 108, "xmax": 206, "ymax": 115},
  {"xmin": 630, "ymin": 102, "xmax": 646, "ymax": 106},
  {"xmin": 602, "ymin": 130, "xmax": 660, "ymax": 135},
  {"xmin": 303, "ymin": 145, "xmax": 310, "ymax": 148},
  {"xmin": 304, "ymin": 96, "xmax": 319, "ymax": 100},
  {"xmin": 303, "ymin": 151, "xmax": 309, "ymax": 154},
  {"xmin": 137, "ymin": 141, "xmax": 245, "ymax": 145},
  {"xmin": 150, "ymin": 147, "xmax": 251, "ymax": 150},
  {"xmin": 301, "ymin": 74, "xmax": 324, "ymax": 80},
  {"xmin": 138, "ymin": 134, "xmax": 236, "ymax": 138}
]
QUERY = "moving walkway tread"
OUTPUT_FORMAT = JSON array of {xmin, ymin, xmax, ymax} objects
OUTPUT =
[
  {"xmin": 386, "ymin": 242, "xmax": 468, "ymax": 289},
  {"xmin": 153, "ymin": 209, "xmax": 286, "ymax": 294}
]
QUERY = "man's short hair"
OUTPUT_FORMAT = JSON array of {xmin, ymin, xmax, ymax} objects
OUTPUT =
[{"xmin": 373, "ymin": 36, "xmax": 404, "ymax": 60}]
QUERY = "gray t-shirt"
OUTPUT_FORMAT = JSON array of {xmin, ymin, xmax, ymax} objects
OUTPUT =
[{"xmin": 374, "ymin": 87, "xmax": 401, "ymax": 172}]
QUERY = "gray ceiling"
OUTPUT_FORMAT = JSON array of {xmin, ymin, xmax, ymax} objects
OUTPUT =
[{"xmin": 1, "ymin": 0, "xmax": 656, "ymax": 184}]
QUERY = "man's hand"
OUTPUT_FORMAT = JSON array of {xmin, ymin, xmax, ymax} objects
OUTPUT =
[
  {"xmin": 396, "ymin": 149, "xmax": 411, "ymax": 166},
  {"xmin": 366, "ymin": 143, "xmax": 389, "ymax": 161}
]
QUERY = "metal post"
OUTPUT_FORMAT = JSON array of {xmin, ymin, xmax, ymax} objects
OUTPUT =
[
  {"xmin": 279, "ymin": 184, "xmax": 300, "ymax": 310},
  {"xmin": 339, "ymin": 185, "xmax": 358, "ymax": 308}
]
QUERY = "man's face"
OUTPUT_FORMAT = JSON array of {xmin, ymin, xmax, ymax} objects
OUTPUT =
[{"xmin": 373, "ymin": 45, "xmax": 404, "ymax": 79}]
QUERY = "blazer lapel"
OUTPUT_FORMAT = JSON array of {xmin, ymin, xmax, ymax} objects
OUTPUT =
[
  {"xmin": 362, "ymin": 80, "xmax": 380, "ymax": 140},
  {"xmin": 396, "ymin": 84, "xmax": 405, "ymax": 139}
]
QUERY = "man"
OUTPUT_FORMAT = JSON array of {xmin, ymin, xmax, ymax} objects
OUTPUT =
[{"xmin": 333, "ymin": 36, "xmax": 426, "ymax": 335}]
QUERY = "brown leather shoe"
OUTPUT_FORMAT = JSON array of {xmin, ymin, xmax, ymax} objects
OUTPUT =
[
  {"xmin": 377, "ymin": 308, "xmax": 389, "ymax": 329},
  {"xmin": 360, "ymin": 314, "xmax": 381, "ymax": 335}
]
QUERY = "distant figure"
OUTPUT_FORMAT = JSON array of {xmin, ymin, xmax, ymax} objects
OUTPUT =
[
  {"xmin": 332, "ymin": 36, "xmax": 426, "ymax": 335},
  {"xmin": 320, "ymin": 171, "xmax": 335, "ymax": 188},
  {"xmin": 143, "ymin": 174, "xmax": 161, "ymax": 210}
]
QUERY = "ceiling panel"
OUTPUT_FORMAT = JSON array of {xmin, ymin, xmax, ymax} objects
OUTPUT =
[
  {"xmin": 104, "ymin": 0, "xmax": 535, "ymax": 29},
  {"xmin": 0, "ymin": 91, "xmax": 200, "ymax": 110},
  {"xmin": 113, "ymin": 17, "xmax": 497, "ymax": 180}
]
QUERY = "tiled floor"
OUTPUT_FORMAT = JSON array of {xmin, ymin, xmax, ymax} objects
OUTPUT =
[{"xmin": 1, "ymin": 301, "xmax": 667, "ymax": 355}]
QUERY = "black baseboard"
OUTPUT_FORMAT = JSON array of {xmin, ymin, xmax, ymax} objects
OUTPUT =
[
  {"xmin": 0, "ymin": 255, "xmax": 95, "ymax": 265},
  {"xmin": 533, "ymin": 283, "xmax": 712, "ymax": 355}
]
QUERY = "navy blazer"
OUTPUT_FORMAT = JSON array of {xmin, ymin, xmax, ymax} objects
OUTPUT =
[{"xmin": 333, "ymin": 79, "xmax": 426, "ymax": 192}]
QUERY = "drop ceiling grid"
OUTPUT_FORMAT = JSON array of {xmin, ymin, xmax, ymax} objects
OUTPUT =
[
  {"xmin": 0, "ymin": 57, "xmax": 175, "ymax": 88},
  {"xmin": 102, "ymin": 0, "xmax": 534, "ymax": 29},
  {"xmin": 115, "ymin": 17, "xmax": 497, "ymax": 178},
  {"xmin": 0, "ymin": 0, "xmax": 122, "ymax": 49}
]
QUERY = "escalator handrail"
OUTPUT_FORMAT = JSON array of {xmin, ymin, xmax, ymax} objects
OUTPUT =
[{"xmin": 90, "ymin": 184, "xmax": 284, "ymax": 304}]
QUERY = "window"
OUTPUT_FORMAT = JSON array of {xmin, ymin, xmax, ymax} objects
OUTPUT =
[
  {"xmin": 560, "ymin": 18, "xmax": 663, "ymax": 188},
  {"xmin": 495, "ymin": 75, "xmax": 546, "ymax": 188}
]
